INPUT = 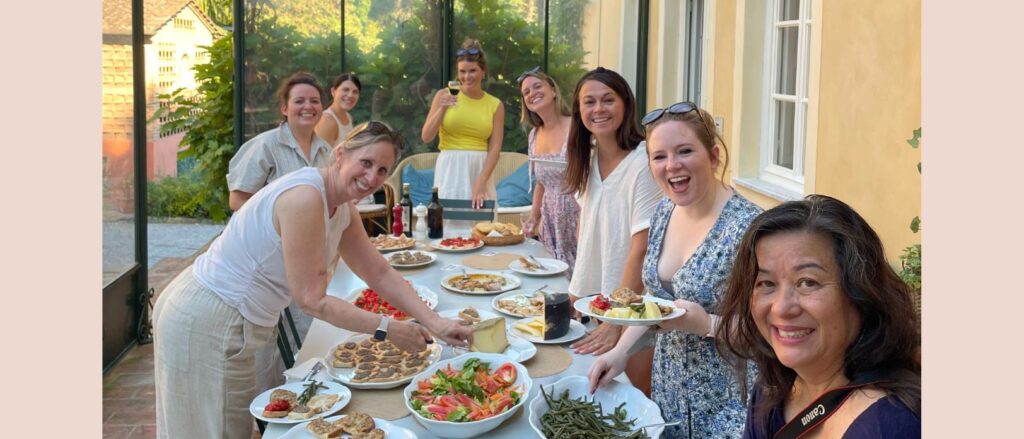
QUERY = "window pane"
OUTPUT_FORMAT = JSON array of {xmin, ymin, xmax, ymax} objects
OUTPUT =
[
  {"xmin": 548, "ymin": 0, "xmax": 592, "ymax": 105},
  {"xmin": 776, "ymin": 26, "xmax": 798, "ymax": 95},
  {"xmin": 102, "ymin": 2, "xmax": 137, "ymax": 287},
  {"xmin": 773, "ymin": 100, "xmax": 795, "ymax": 170},
  {"xmin": 779, "ymin": 0, "xmax": 800, "ymax": 21}
]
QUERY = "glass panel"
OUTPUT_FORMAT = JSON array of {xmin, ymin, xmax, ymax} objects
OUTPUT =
[
  {"xmin": 779, "ymin": 0, "xmax": 800, "ymax": 21},
  {"xmin": 773, "ymin": 100, "xmax": 795, "ymax": 170},
  {"xmin": 548, "ymin": 0, "xmax": 591, "ymax": 106},
  {"xmin": 102, "ymin": 0, "xmax": 137, "ymax": 287},
  {"xmin": 684, "ymin": 0, "xmax": 704, "ymax": 104},
  {"xmin": 776, "ymin": 26, "xmax": 798, "ymax": 95}
]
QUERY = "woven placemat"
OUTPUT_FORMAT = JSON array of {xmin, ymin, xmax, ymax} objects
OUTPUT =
[
  {"xmin": 524, "ymin": 345, "xmax": 573, "ymax": 378},
  {"xmin": 340, "ymin": 387, "xmax": 410, "ymax": 420},
  {"xmin": 462, "ymin": 253, "xmax": 522, "ymax": 270}
]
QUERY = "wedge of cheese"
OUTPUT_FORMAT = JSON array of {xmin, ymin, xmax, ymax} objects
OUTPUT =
[
  {"xmin": 515, "ymin": 318, "xmax": 545, "ymax": 337},
  {"xmin": 471, "ymin": 317, "xmax": 509, "ymax": 353}
]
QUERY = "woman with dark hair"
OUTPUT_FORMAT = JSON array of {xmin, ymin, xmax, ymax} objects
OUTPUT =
[
  {"xmin": 421, "ymin": 38, "xmax": 504, "ymax": 223},
  {"xmin": 716, "ymin": 195, "xmax": 921, "ymax": 438},
  {"xmin": 517, "ymin": 67, "xmax": 579, "ymax": 277},
  {"xmin": 588, "ymin": 102, "xmax": 762, "ymax": 437},
  {"xmin": 563, "ymin": 68, "xmax": 661, "ymax": 392},
  {"xmin": 228, "ymin": 71, "xmax": 333, "ymax": 211},
  {"xmin": 316, "ymin": 73, "xmax": 362, "ymax": 147}
]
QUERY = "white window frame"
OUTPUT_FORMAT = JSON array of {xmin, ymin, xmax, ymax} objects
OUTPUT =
[{"xmin": 759, "ymin": 0, "xmax": 812, "ymax": 193}]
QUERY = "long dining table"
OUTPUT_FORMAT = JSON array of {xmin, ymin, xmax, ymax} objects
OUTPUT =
[{"xmin": 261, "ymin": 233, "xmax": 628, "ymax": 438}]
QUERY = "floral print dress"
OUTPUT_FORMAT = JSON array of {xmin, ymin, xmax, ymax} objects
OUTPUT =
[
  {"xmin": 528, "ymin": 128, "xmax": 580, "ymax": 279},
  {"xmin": 643, "ymin": 193, "xmax": 762, "ymax": 438}
]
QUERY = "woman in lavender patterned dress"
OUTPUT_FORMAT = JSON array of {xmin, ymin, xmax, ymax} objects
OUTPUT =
[
  {"xmin": 589, "ymin": 103, "xmax": 762, "ymax": 438},
  {"xmin": 517, "ymin": 68, "xmax": 579, "ymax": 278}
]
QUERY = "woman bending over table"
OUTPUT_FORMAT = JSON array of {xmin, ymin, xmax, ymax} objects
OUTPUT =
[
  {"xmin": 153, "ymin": 121, "xmax": 473, "ymax": 439},
  {"xmin": 588, "ymin": 102, "xmax": 762, "ymax": 438},
  {"xmin": 716, "ymin": 195, "xmax": 920, "ymax": 438},
  {"xmin": 517, "ymin": 67, "xmax": 579, "ymax": 278},
  {"xmin": 420, "ymin": 38, "xmax": 504, "ymax": 228}
]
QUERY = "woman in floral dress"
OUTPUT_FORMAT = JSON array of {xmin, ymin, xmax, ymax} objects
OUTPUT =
[{"xmin": 517, "ymin": 68, "xmax": 579, "ymax": 278}]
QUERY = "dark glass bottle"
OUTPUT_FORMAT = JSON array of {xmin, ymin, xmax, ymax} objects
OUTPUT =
[
  {"xmin": 401, "ymin": 183, "xmax": 413, "ymax": 237},
  {"xmin": 427, "ymin": 187, "xmax": 444, "ymax": 239}
]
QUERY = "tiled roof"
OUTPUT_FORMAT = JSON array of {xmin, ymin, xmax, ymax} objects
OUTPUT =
[{"xmin": 103, "ymin": 0, "xmax": 223, "ymax": 37}]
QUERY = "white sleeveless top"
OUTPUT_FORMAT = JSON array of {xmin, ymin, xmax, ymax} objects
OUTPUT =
[
  {"xmin": 193, "ymin": 167, "xmax": 351, "ymax": 327},
  {"xmin": 323, "ymin": 108, "xmax": 355, "ymax": 146}
]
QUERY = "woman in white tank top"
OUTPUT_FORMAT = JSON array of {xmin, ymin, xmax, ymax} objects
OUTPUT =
[
  {"xmin": 316, "ymin": 73, "xmax": 361, "ymax": 147},
  {"xmin": 153, "ymin": 121, "xmax": 472, "ymax": 439}
]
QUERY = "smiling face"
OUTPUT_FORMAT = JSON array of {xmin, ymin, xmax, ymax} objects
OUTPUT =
[
  {"xmin": 751, "ymin": 231, "xmax": 862, "ymax": 378},
  {"xmin": 281, "ymin": 83, "xmax": 322, "ymax": 129},
  {"xmin": 331, "ymin": 80, "xmax": 360, "ymax": 112},
  {"xmin": 647, "ymin": 120, "xmax": 720, "ymax": 206},
  {"xmin": 457, "ymin": 60, "xmax": 484, "ymax": 92},
  {"xmin": 578, "ymin": 80, "xmax": 624, "ymax": 138},
  {"xmin": 521, "ymin": 76, "xmax": 554, "ymax": 113},
  {"xmin": 336, "ymin": 141, "xmax": 397, "ymax": 201}
]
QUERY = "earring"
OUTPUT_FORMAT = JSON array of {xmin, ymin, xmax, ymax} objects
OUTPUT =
[{"xmin": 590, "ymin": 136, "xmax": 597, "ymax": 147}]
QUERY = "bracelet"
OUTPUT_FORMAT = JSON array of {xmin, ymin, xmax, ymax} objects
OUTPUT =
[{"xmin": 704, "ymin": 314, "xmax": 720, "ymax": 338}]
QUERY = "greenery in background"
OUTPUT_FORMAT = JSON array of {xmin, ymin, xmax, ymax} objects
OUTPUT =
[
  {"xmin": 151, "ymin": 34, "xmax": 235, "ymax": 221},
  {"xmin": 147, "ymin": 169, "xmax": 211, "ymax": 218},
  {"xmin": 899, "ymin": 128, "xmax": 922, "ymax": 291}
]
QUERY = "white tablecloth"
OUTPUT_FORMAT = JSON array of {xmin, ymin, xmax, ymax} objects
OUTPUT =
[{"xmin": 262, "ymin": 235, "xmax": 627, "ymax": 438}]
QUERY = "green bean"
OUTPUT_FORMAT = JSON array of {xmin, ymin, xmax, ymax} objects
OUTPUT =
[{"xmin": 538, "ymin": 387, "xmax": 650, "ymax": 439}]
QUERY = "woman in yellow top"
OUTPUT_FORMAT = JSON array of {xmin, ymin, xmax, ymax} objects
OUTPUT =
[{"xmin": 421, "ymin": 38, "xmax": 505, "ymax": 225}]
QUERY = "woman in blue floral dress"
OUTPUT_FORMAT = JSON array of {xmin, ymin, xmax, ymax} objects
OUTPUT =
[
  {"xmin": 517, "ymin": 69, "xmax": 579, "ymax": 278},
  {"xmin": 588, "ymin": 103, "xmax": 762, "ymax": 438}
]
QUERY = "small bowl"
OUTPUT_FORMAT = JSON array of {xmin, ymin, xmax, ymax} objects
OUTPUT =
[
  {"xmin": 528, "ymin": 375, "xmax": 666, "ymax": 438},
  {"xmin": 403, "ymin": 352, "xmax": 532, "ymax": 438}
]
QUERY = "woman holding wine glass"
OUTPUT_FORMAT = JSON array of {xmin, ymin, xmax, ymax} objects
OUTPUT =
[{"xmin": 420, "ymin": 38, "xmax": 504, "ymax": 230}]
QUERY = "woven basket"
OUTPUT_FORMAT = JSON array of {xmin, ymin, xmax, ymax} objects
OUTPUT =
[{"xmin": 471, "ymin": 229, "xmax": 525, "ymax": 246}]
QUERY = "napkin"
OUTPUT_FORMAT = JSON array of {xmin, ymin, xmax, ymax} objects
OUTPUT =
[
  {"xmin": 283, "ymin": 357, "xmax": 331, "ymax": 382},
  {"xmin": 487, "ymin": 230, "xmax": 504, "ymax": 237}
]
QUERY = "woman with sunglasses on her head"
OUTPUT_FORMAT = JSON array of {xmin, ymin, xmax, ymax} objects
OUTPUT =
[
  {"xmin": 564, "ymin": 68, "xmax": 661, "ymax": 382},
  {"xmin": 517, "ymin": 68, "xmax": 580, "ymax": 277},
  {"xmin": 421, "ymin": 38, "xmax": 504, "ymax": 226},
  {"xmin": 316, "ymin": 73, "xmax": 361, "ymax": 147},
  {"xmin": 154, "ymin": 122, "xmax": 473, "ymax": 439},
  {"xmin": 587, "ymin": 102, "xmax": 762, "ymax": 438}
]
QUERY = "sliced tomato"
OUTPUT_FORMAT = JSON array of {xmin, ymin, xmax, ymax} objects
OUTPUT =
[{"xmin": 494, "ymin": 363, "xmax": 517, "ymax": 386}]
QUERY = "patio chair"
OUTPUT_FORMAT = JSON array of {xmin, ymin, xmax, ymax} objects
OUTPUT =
[
  {"xmin": 440, "ymin": 198, "xmax": 496, "ymax": 222},
  {"xmin": 276, "ymin": 308, "xmax": 302, "ymax": 369},
  {"xmin": 357, "ymin": 183, "xmax": 394, "ymax": 235}
]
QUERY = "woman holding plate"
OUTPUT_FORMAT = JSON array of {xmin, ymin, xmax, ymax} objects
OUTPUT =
[
  {"xmin": 153, "ymin": 121, "xmax": 472, "ymax": 439},
  {"xmin": 587, "ymin": 102, "xmax": 762, "ymax": 438}
]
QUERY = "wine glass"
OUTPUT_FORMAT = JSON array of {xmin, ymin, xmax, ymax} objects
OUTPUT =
[{"xmin": 447, "ymin": 80, "xmax": 461, "ymax": 96}]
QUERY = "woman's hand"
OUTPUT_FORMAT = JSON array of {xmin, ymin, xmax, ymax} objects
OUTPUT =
[
  {"xmin": 654, "ymin": 299, "xmax": 711, "ymax": 335},
  {"xmin": 424, "ymin": 317, "xmax": 474, "ymax": 348},
  {"xmin": 435, "ymin": 89, "xmax": 457, "ymax": 108},
  {"xmin": 587, "ymin": 349, "xmax": 628, "ymax": 394},
  {"xmin": 571, "ymin": 322, "xmax": 622, "ymax": 355},
  {"xmin": 386, "ymin": 320, "xmax": 433, "ymax": 353},
  {"xmin": 522, "ymin": 212, "xmax": 541, "ymax": 238},
  {"xmin": 471, "ymin": 182, "xmax": 487, "ymax": 209}
]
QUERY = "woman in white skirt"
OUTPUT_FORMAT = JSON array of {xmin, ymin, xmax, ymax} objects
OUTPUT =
[
  {"xmin": 153, "ymin": 121, "xmax": 473, "ymax": 439},
  {"xmin": 420, "ymin": 38, "xmax": 504, "ymax": 230}
]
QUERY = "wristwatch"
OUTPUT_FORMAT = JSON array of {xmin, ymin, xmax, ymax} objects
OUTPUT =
[{"xmin": 373, "ymin": 316, "xmax": 390, "ymax": 341}]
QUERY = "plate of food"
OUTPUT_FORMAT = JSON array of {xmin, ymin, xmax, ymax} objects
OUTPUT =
[
  {"xmin": 438, "ymin": 307, "xmax": 538, "ymax": 363},
  {"xmin": 441, "ymin": 272, "xmax": 521, "ymax": 295},
  {"xmin": 491, "ymin": 290, "xmax": 545, "ymax": 318},
  {"xmin": 370, "ymin": 234, "xmax": 417, "ymax": 252},
  {"xmin": 387, "ymin": 250, "xmax": 437, "ymax": 268},
  {"xmin": 280, "ymin": 412, "xmax": 418, "ymax": 439},
  {"xmin": 507, "ymin": 256, "xmax": 569, "ymax": 276},
  {"xmin": 325, "ymin": 334, "xmax": 443, "ymax": 390},
  {"xmin": 574, "ymin": 288, "xmax": 685, "ymax": 326},
  {"xmin": 346, "ymin": 284, "xmax": 439, "ymax": 320},
  {"xmin": 249, "ymin": 380, "xmax": 352, "ymax": 424},
  {"xmin": 430, "ymin": 236, "xmax": 484, "ymax": 252},
  {"xmin": 511, "ymin": 317, "xmax": 586, "ymax": 345}
]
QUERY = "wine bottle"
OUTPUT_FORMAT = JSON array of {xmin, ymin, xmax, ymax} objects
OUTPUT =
[
  {"xmin": 427, "ymin": 187, "xmax": 444, "ymax": 239},
  {"xmin": 401, "ymin": 183, "xmax": 413, "ymax": 237}
]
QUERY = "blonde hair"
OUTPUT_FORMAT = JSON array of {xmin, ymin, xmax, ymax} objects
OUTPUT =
[
  {"xmin": 518, "ymin": 71, "xmax": 571, "ymax": 130},
  {"xmin": 333, "ymin": 121, "xmax": 404, "ymax": 164}
]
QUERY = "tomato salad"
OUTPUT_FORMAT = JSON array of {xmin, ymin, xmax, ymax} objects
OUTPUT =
[
  {"xmin": 438, "ymin": 237, "xmax": 481, "ymax": 249},
  {"xmin": 353, "ymin": 288, "xmax": 411, "ymax": 320},
  {"xmin": 409, "ymin": 358, "xmax": 523, "ymax": 422}
]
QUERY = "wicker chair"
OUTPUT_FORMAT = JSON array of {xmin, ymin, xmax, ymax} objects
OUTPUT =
[{"xmin": 357, "ymin": 183, "xmax": 394, "ymax": 235}]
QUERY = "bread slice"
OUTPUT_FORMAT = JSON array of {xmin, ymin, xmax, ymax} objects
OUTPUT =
[
  {"xmin": 286, "ymin": 404, "xmax": 321, "ymax": 420},
  {"xmin": 306, "ymin": 418, "xmax": 344, "ymax": 439},
  {"xmin": 307, "ymin": 393, "xmax": 341, "ymax": 412},
  {"xmin": 338, "ymin": 412, "xmax": 375, "ymax": 434},
  {"xmin": 262, "ymin": 408, "xmax": 289, "ymax": 418},
  {"xmin": 269, "ymin": 389, "xmax": 298, "ymax": 405}
]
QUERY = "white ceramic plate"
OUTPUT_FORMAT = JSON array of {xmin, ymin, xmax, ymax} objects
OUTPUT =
[
  {"xmin": 507, "ymin": 257, "xmax": 569, "ymax": 276},
  {"xmin": 386, "ymin": 250, "xmax": 438, "ymax": 268},
  {"xmin": 430, "ymin": 238, "xmax": 485, "ymax": 252},
  {"xmin": 491, "ymin": 290, "xmax": 545, "ymax": 318},
  {"xmin": 279, "ymin": 415, "xmax": 417, "ymax": 439},
  {"xmin": 324, "ymin": 334, "xmax": 443, "ymax": 390},
  {"xmin": 511, "ymin": 317, "xmax": 586, "ymax": 344},
  {"xmin": 528, "ymin": 376, "xmax": 666, "ymax": 439},
  {"xmin": 573, "ymin": 295, "xmax": 686, "ymax": 326},
  {"xmin": 441, "ymin": 273, "xmax": 522, "ymax": 295},
  {"xmin": 436, "ymin": 309, "xmax": 538, "ymax": 363},
  {"xmin": 345, "ymin": 285, "xmax": 439, "ymax": 319},
  {"xmin": 248, "ymin": 381, "xmax": 351, "ymax": 425}
]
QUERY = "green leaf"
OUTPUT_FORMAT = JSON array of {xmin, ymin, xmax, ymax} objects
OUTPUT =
[
  {"xmin": 910, "ymin": 216, "xmax": 920, "ymax": 233},
  {"xmin": 907, "ymin": 127, "xmax": 921, "ymax": 148}
]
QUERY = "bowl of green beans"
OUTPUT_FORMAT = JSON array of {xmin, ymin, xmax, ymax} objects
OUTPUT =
[{"xmin": 527, "ymin": 375, "xmax": 665, "ymax": 438}]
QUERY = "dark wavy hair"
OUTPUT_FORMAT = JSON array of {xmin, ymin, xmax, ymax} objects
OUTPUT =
[
  {"xmin": 275, "ymin": 71, "xmax": 324, "ymax": 123},
  {"xmin": 715, "ymin": 195, "xmax": 921, "ymax": 430},
  {"xmin": 563, "ymin": 67, "xmax": 645, "ymax": 196},
  {"xmin": 330, "ymin": 73, "xmax": 362, "ymax": 92},
  {"xmin": 456, "ymin": 38, "xmax": 488, "ymax": 75}
]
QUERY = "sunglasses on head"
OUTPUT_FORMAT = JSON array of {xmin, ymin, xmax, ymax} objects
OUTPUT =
[
  {"xmin": 641, "ymin": 101, "xmax": 714, "ymax": 140},
  {"xmin": 516, "ymin": 66, "xmax": 543, "ymax": 84},
  {"xmin": 455, "ymin": 48, "xmax": 482, "ymax": 57}
]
